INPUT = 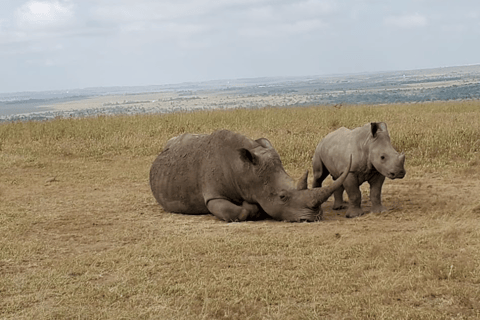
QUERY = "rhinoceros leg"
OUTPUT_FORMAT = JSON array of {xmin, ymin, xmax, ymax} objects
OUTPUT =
[
  {"xmin": 343, "ymin": 175, "xmax": 364, "ymax": 218},
  {"xmin": 332, "ymin": 185, "xmax": 348, "ymax": 210},
  {"xmin": 312, "ymin": 158, "xmax": 330, "ymax": 188},
  {"xmin": 207, "ymin": 199, "xmax": 260, "ymax": 222},
  {"xmin": 369, "ymin": 174, "xmax": 387, "ymax": 213}
]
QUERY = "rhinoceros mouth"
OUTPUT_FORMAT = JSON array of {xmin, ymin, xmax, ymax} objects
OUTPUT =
[
  {"xmin": 388, "ymin": 170, "xmax": 406, "ymax": 179},
  {"xmin": 291, "ymin": 213, "xmax": 321, "ymax": 222},
  {"xmin": 295, "ymin": 203, "xmax": 325, "ymax": 222}
]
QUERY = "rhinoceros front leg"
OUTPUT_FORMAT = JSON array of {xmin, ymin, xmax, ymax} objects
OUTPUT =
[
  {"xmin": 369, "ymin": 174, "xmax": 387, "ymax": 213},
  {"xmin": 343, "ymin": 175, "xmax": 364, "ymax": 218},
  {"xmin": 207, "ymin": 199, "xmax": 260, "ymax": 222}
]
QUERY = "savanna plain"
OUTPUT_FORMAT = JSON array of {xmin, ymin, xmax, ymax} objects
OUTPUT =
[{"xmin": 1, "ymin": 101, "xmax": 480, "ymax": 319}]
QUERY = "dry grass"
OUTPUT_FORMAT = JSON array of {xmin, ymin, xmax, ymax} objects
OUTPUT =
[{"xmin": 1, "ymin": 101, "xmax": 480, "ymax": 319}]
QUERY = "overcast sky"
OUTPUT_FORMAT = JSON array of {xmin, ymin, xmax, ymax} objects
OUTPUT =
[{"xmin": 1, "ymin": 0, "xmax": 479, "ymax": 93}]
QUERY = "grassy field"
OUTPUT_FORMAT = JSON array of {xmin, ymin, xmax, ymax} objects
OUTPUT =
[{"xmin": 1, "ymin": 101, "xmax": 480, "ymax": 319}]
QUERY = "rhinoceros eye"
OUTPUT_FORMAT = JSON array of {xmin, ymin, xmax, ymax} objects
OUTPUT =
[
  {"xmin": 381, "ymin": 155, "xmax": 386, "ymax": 160},
  {"xmin": 278, "ymin": 191, "xmax": 289, "ymax": 202}
]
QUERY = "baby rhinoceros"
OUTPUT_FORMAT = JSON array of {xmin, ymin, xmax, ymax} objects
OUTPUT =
[
  {"xmin": 150, "ymin": 129, "xmax": 352, "ymax": 222},
  {"xmin": 312, "ymin": 122, "xmax": 406, "ymax": 218}
]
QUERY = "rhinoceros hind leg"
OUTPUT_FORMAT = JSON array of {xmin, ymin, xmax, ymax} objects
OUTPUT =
[
  {"xmin": 207, "ymin": 199, "xmax": 260, "ymax": 222},
  {"xmin": 312, "ymin": 159, "xmax": 330, "ymax": 188},
  {"xmin": 332, "ymin": 185, "xmax": 348, "ymax": 210},
  {"xmin": 343, "ymin": 175, "xmax": 363, "ymax": 218}
]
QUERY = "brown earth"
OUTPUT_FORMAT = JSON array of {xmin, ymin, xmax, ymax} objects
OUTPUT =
[{"xmin": 1, "ymin": 154, "xmax": 479, "ymax": 318}]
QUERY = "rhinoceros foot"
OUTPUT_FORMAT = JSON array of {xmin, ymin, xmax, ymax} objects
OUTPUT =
[
  {"xmin": 346, "ymin": 207, "xmax": 364, "ymax": 218},
  {"xmin": 332, "ymin": 201, "xmax": 349, "ymax": 210},
  {"xmin": 241, "ymin": 201, "xmax": 261, "ymax": 220},
  {"xmin": 371, "ymin": 205, "xmax": 388, "ymax": 214}
]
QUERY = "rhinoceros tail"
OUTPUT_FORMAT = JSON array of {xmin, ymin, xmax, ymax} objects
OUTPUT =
[{"xmin": 312, "ymin": 154, "xmax": 352, "ymax": 205}]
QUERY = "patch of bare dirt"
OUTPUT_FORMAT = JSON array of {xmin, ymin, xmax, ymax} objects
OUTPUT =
[{"xmin": 320, "ymin": 169, "xmax": 480, "ymax": 221}]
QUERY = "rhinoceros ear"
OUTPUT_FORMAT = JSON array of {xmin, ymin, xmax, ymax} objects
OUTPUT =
[
  {"xmin": 370, "ymin": 122, "xmax": 387, "ymax": 137},
  {"xmin": 238, "ymin": 148, "xmax": 259, "ymax": 165},
  {"xmin": 370, "ymin": 122, "xmax": 379, "ymax": 137},
  {"xmin": 255, "ymin": 138, "xmax": 273, "ymax": 149}
]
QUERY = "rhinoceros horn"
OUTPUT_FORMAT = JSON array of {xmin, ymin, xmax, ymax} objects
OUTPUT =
[
  {"xmin": 312, "ymin": 154, "xmax": 353, "ymax": 205},
  {"xmin": 296, "ymin": 170, "xmax": 309, "ymax": 190}
]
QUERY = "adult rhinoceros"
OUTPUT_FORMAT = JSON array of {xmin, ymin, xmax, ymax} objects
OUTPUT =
[
  {"xmin": 150, "ymin": 129, "xmax": 351, "ymax": 222},
  {"xmin": 312, "ymin": 122, "xmax": 406, "ymax": 218}
]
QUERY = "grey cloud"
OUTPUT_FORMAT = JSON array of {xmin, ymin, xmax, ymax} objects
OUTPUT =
[
  {"xmin": 383, "ymin": 13, "xmax": 428, "ymax": 28},
  {"xmin": 15, "ymin": 0, "xmax": 76, "ymax": 31},
  {"xmin": 1, "ymin": 0, "xmax": 480, "ymax": 93},
  {"xmin": 238, "ymin": 19, "xmax": 328, "ymax": 38}
]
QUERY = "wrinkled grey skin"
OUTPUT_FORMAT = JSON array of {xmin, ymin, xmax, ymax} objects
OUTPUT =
[
  {"xmin": 150, "ymin": 129, "xmax": 352, "ymax": 222},
  {"xmin": 312, "ymin": 122, "xmax": 406, "ymax": 218}
]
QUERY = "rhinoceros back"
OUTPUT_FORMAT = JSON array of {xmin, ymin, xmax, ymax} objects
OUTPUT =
[
  {"xmin": 149, "ymin": 133, "xmax": 210, "ymax": 214},
  {"xmin": 316, "ymin": 127, "xmax": 355, "ymax": 176}
]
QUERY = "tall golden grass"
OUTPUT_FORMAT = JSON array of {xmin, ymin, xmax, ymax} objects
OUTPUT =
[
  {"xmin": 2, "ymin": 101, "xmax": 479, "ymax": 168},
  {"xmin": 1, "ymin": 101, "xmax": 479, "ymax": 319}
]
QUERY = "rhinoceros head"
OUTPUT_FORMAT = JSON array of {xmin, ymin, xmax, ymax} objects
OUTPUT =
[
  {"xmin": 238, "ymin": 140, "xmax": 352, "ymax": 222},
  {"xmin": 268, "ymin": 165, "xmax": 352, "ymax": 221},
  {"xmin": 368, "ymin": 122, "xmax": 406, "ymax": 180}
]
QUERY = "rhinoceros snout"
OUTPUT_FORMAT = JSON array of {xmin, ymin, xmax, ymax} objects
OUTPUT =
[{"xmin": 388, "ymin": 169, "xmax": 406, "ymax": 179}]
